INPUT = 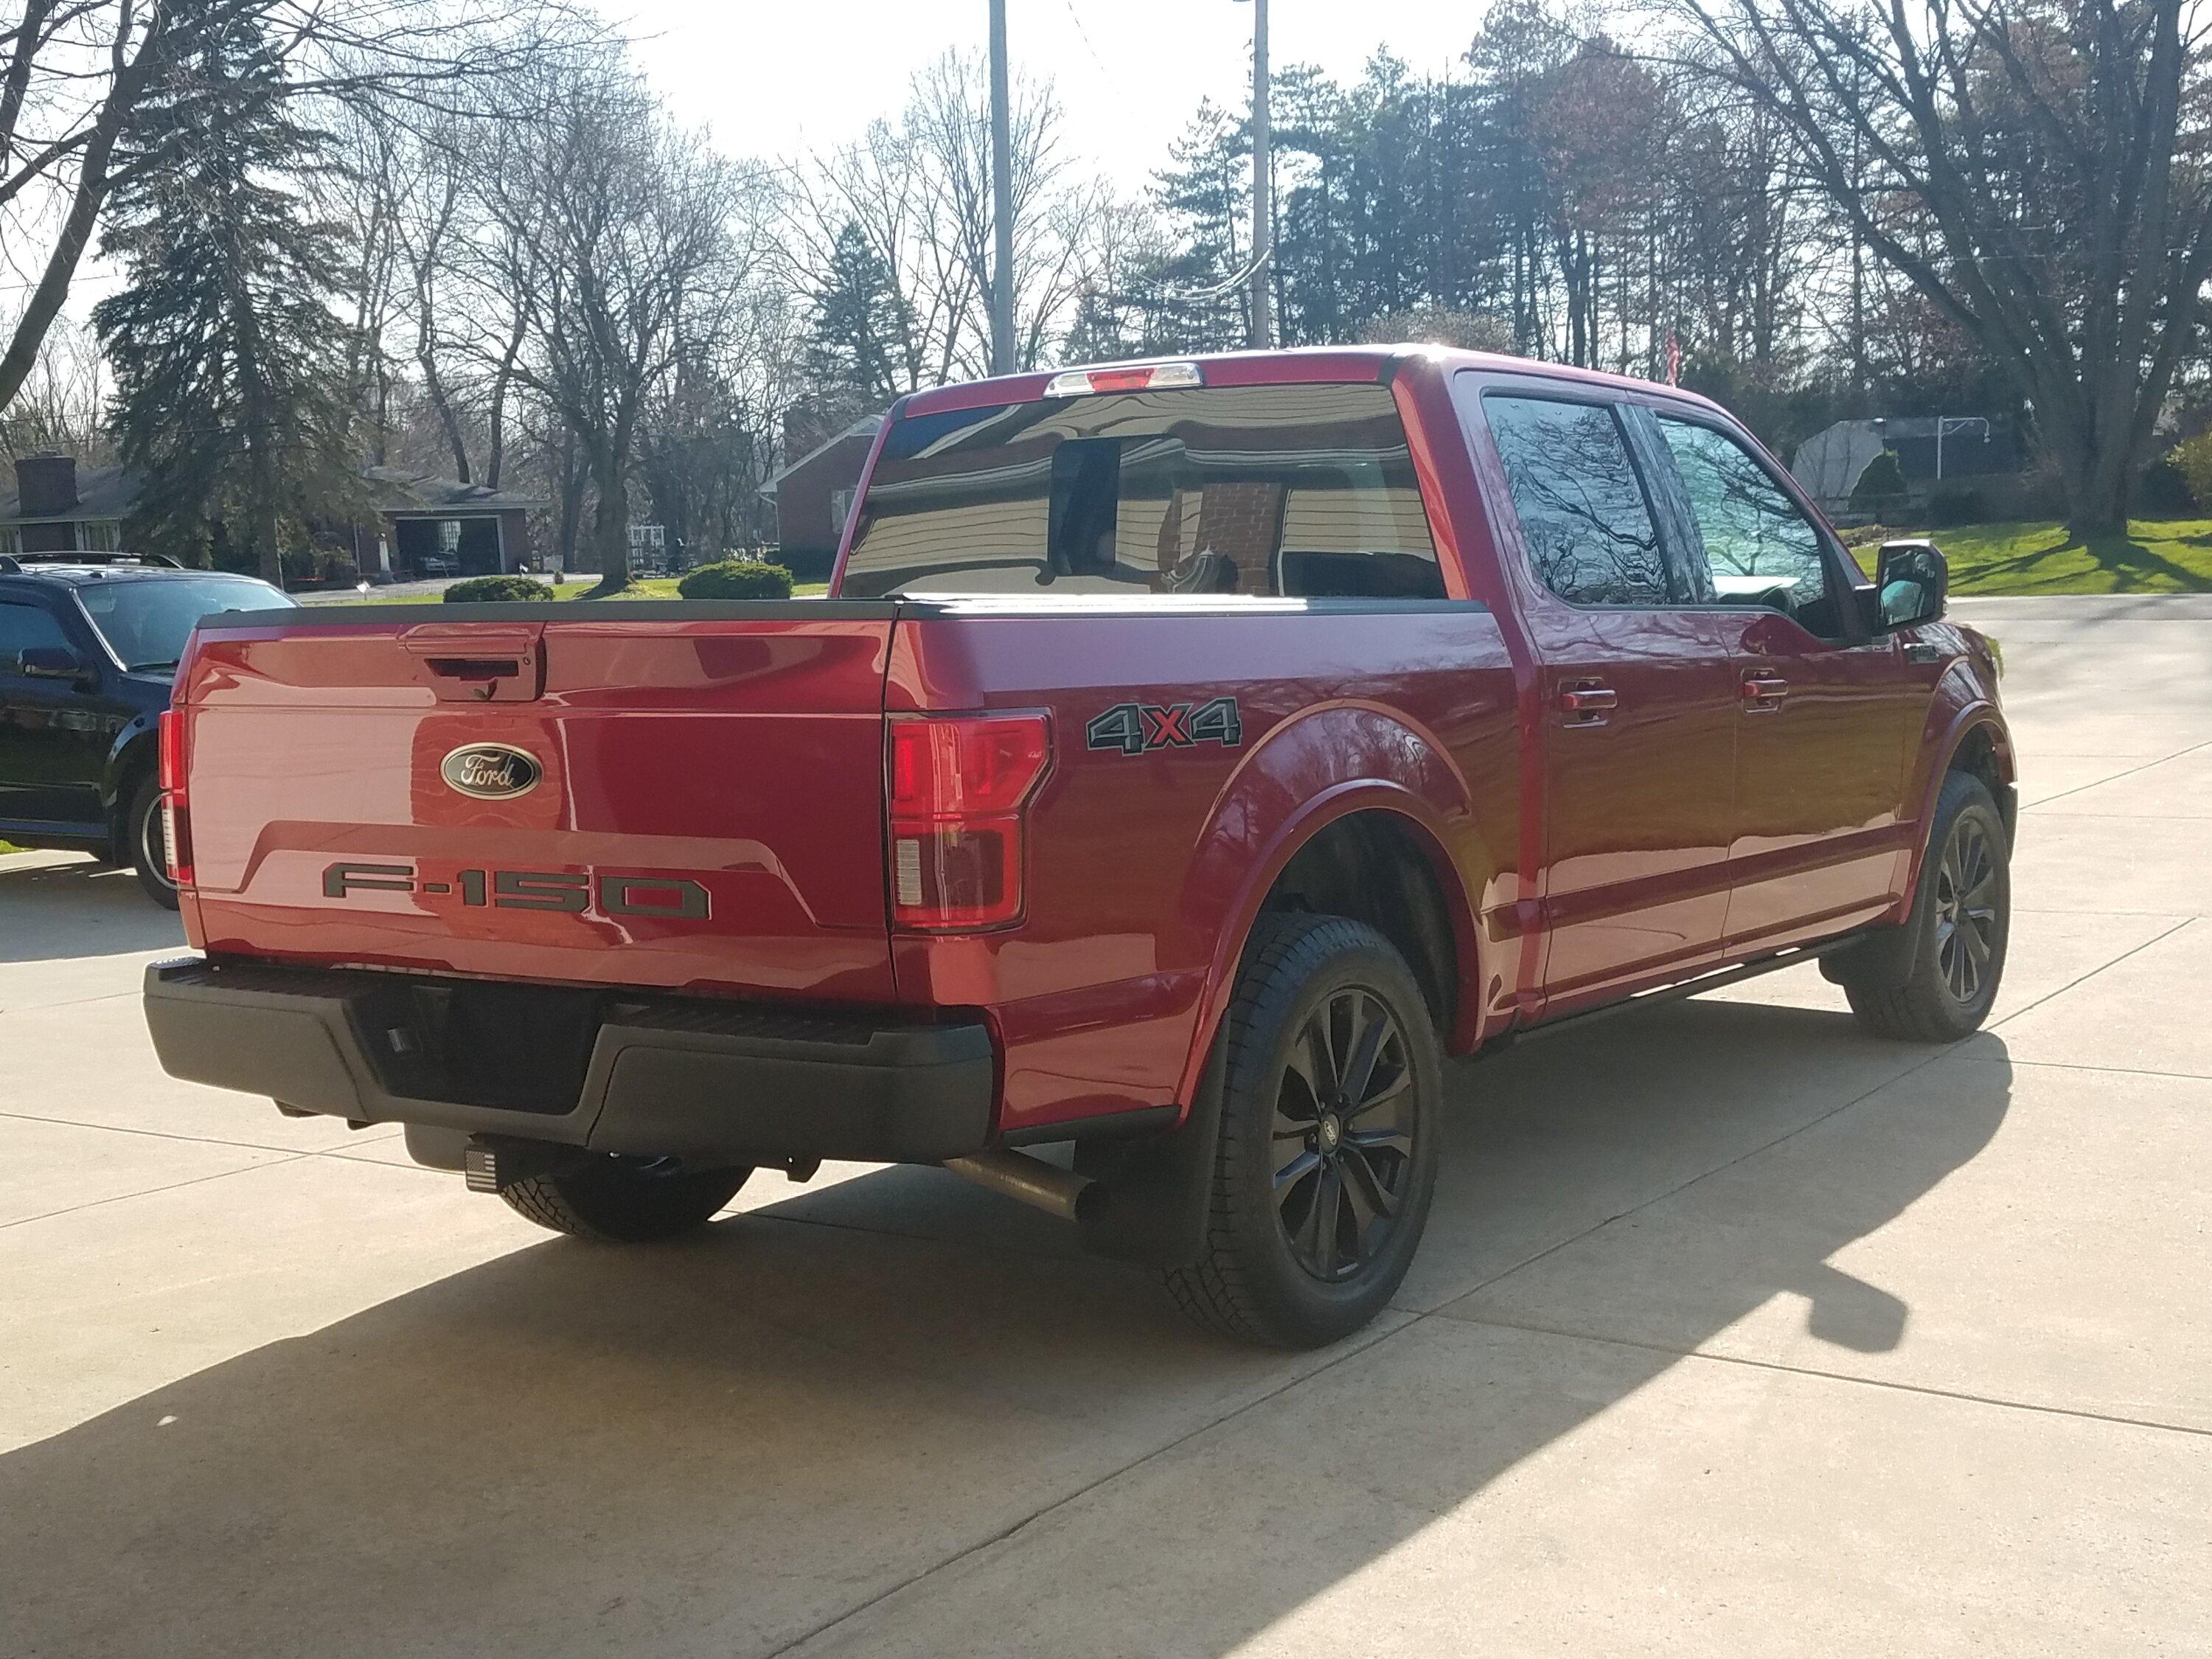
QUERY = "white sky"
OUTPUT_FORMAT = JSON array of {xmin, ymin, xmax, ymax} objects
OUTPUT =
[
  {"xmin": 607, "ymin": 1, "xmax": 1491, "ymax": 186},
  {"xmin": 29, "ymin": 3, "xmax": 1490, "ymax": 328}
]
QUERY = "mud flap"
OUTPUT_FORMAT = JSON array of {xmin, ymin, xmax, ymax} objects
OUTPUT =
[
  {"xmin": 1820, "ymin": 917, "xmax": 1920, "ymax": 993},
  {"xmin": 1074, "ymin": 1040, "xmax": 1226, "ymax": 1268}
]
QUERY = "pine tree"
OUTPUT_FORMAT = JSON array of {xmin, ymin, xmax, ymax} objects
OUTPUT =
[
  {"xmin": 93, "ymin": 0, "xmax": 362, "ymax": 580},
  {"xmin": 1147, "ymin": 102, "xmax": 1251, "ymax": 352},
  {"xmin": 804, "ymin": 223, "xmax": 910, "ymax": 403}
]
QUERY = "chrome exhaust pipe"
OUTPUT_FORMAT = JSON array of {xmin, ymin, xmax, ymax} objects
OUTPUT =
[{"xmin": 942, "ymin": 1149, "xmax": 1091, "ymax": 1223}]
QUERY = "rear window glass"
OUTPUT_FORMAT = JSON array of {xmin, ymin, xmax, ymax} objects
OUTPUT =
[
  {"xmin": 1483, "ymin": 394, "xmax": 1669, "ymax": 608},
  {"xmin": 839, "ymin": 383, "xmax": 1443, "ymax": 600}
]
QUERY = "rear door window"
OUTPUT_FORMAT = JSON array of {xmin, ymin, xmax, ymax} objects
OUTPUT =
[
  {"xmin": 1481, "ymin": 394, "xmax": 1671, "ymax": 607},
  {"xmin": 841, "ymin": 383, "xmax": 1444, "ymax": 600}
]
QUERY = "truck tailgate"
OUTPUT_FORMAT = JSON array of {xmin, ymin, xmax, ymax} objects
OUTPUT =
[{"xmin": 176, "ymin": 603, "xmax": 899, "ymax": 1002}]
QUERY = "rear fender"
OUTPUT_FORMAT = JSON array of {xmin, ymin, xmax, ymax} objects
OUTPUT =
[
  {"xmin": 1080, "ymin": 703, "xmax": 1489, "ymax": 1270},
  {"xmin": 1171, "ymin": 702, "xmax": 1490, "ymax": 1107}
]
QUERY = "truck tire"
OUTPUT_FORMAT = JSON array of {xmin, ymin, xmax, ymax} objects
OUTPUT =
[
  {"xmin": 126, "ymin": 776, "xmax": 180, "ymax": 910},
  {"xmin": 499, "ymin": 1155, "xmax": 751, "ymax": 1242},
  {"xmin": 1839, "ymin": 771, "xmax": 2011, "ymax": 1042},
  {"xmin": 1162, "ymin": 914, "xmax": 1442, "ymax": 1348}
]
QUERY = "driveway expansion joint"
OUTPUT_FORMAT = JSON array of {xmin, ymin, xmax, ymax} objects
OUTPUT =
[{"xmin": 1428, "ymin": 1312, "xmax": 2212, "ymax": 1441}]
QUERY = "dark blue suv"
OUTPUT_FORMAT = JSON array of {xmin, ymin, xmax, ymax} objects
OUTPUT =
[{"xmin": 0, "ymin": 553, "xmax": 294, "ymax": 906}]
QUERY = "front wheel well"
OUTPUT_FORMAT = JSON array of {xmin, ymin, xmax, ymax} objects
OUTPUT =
[
  {"xmin": 1255, "ymin": 811, "xmax": 1459, "ymax": 1032},
  {"xmin": 1947, "ymin": 721, "xmax": 2015, "ymax": 844}
]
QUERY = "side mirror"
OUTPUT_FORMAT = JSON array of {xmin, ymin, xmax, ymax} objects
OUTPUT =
[
  {"xmin": 1874, "ymin": 539, "xmax": 1947, "ymax": 630},
  {"xmin": 16, "ymin": 644, "xmax": 90, "ymax": 683}
]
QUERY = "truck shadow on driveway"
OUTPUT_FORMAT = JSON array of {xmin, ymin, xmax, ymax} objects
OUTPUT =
[
  {"xmin": 0, "ymin": 856, "xmax": 185, "ymax": 964},
  {"xmin": 0, "ymin": 1006, "xmax": 2011, "ymax": 1659}
]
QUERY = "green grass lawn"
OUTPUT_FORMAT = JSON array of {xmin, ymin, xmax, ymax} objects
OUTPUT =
[{"xmin": 1850, "ymin": 517, "xmax": 2212, "ymax": 595}]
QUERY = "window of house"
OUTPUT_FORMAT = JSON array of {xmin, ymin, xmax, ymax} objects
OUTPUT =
[
  {"xmin": 1484, "ymin": 394, "xmax": 1671, "ymax": 607},
  {"xmin": 1656, "ymin": 415, "xmax": 1846, "ymax": 636}
]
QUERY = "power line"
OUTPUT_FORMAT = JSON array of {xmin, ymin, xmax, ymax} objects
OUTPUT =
[{"xmin": 1060, "ymin": 0, "xmax": 1110, "ymax": 77}]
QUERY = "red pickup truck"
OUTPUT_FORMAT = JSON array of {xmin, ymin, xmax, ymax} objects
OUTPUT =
[{"xmin": 143, "ymin": 348, "xmax": 2013, "ymax": 1347}]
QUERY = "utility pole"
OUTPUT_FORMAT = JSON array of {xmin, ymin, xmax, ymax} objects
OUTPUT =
[
  {"xmin": 1247, "ymin": 0, "xmax": 1273, "ymax": 349},
  {"xmin": 988, "ymin": 0, "xmax": 1016, "ymax": 375}
]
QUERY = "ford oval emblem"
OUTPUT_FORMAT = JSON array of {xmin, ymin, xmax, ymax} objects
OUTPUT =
[{"xmin": 441, "ymin": 743, "xmax": 542, "ymax": 801}]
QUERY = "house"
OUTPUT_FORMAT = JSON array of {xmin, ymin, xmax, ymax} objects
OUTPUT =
[
  {"xmin": 0, "ymin": 456, "xmax": 132, "ymax": 556},
  {"xmin": 0, "ymin": 454, "xmax": 545, "ymax": 577},
  {"xmin": 351, "ymin": 468, "xmax": 548, "ymax": 580},
  {"xmin": 1791, "ymin": 417, "xmax": 2020, "ymax": 515},
  {"xmin": 759, "ymin": 408, "xmax": 882, "ymax": 580}
]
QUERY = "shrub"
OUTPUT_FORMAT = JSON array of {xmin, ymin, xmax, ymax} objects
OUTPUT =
[
  {"xmin": 1848, "ymin": 448, "xmax": 1908, "ymax": 512},
  {"xmin": 1926, "ymin": 487, "xmax": 1986, "ymax": 527},
  {"xmin": 2148, "ymin": 443, "xmax": 2208, "ymax": 513},
  {"xmin": 678, "ymin": 560, "xmax": 794, "ymax": 600},
  {"xmin": 443, "ymin": 574, "xmax": 552, "ymax": 604}
]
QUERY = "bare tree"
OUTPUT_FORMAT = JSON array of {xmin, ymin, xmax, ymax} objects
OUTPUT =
[
  {"xmin": 319, "ymin": 96, "xmax": 405, "ymax": 463},
  {"xmin": 479, "ymin": 67, "xmax": 767, "ymax": 591},
  {"xmin": 0, "ymin": 311, "xmax": 107, "ymax": 464},
  {"xmin": 782, "ymin": 50, "xmax": 1102, "ymax": 395},
  {"xmin": 1666, "ymin": 0, "xmax": 2212, "ymax": 534},
  {"xmin": 0, "ymin": 0, "xmax": 600, "ymax": 421}
]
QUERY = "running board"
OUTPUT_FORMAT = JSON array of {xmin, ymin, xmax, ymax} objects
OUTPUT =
[{"xmin": 1514, "ymin": 932, "xmax": 1872, "ymax": 1045}]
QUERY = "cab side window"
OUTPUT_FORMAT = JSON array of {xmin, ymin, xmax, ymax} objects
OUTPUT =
[
  {"xmin": 1657, "ymin": 417, "xmax": 1846, "ymax": 637},
  {"xmin": 1484, "ymin": 394, "xmax": 1671, "ymax": 607},
  {"xmin": 0, "ymin": 600, "xmax": 72, "ymax": 675}
]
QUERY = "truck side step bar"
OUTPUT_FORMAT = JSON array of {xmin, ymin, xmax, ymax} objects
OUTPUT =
[{"xmin": 1515, "ymin": 931, "xmax": 1875, "ymax": 1045}]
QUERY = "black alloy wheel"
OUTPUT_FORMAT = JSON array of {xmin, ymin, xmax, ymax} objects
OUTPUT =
[
  {"xmin": 1835, "ymin": 769, "xmax": 2010, "ymax": 1042},
  {"xmin": 1162, "ymin": 912, "xmax": 1442, "ymax": 1348},
  {"xmin": 1933, "ymin": 813, "xmax": 2000, "ymax": 1005},
  {"xmin": 1271, "ymin": 985, "xmax": 1417, "ymax": 1282}
]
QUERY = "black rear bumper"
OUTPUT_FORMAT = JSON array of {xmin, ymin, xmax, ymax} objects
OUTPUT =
[{"xmin": 143, "ymin": 957, "xmax": 996, "ymax": 1164}]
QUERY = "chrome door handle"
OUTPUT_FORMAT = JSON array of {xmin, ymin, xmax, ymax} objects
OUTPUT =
[
  {"xmin": 1741, "ymin": 674, "xmax": 1790, "ymax": 709},
  {"xmin": 1904, "ymin": 641, "xmax": 1944, "ymax": 665},
  {"xmin": 1559, "ymin": 684, "xmax": 1617, "ymax": 726}
]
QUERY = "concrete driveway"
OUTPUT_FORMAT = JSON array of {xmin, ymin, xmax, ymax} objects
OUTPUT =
[{"xmin": 2, "ymin": 600, "xmax": 2205, "ymax": 1658}]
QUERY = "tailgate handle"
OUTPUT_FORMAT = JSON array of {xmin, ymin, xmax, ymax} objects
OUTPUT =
[{"xmin": 398, "ymin": 625, "xmax": 546, "ymax": 702}]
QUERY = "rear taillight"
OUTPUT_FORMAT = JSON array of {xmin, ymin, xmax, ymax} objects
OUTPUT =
[
  {"xmin": 887, "ymin": 714, "xmax": 1051, "ymax": 931},
  {"xmin": 157, "ymin": 709, "xmax": 193, "ymax": 888}
]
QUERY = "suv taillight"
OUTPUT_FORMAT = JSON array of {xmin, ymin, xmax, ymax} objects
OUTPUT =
[
  {"xmin": 157, "ymin": 709, "xmax": 193, "ymax": 888},
  {"xmin": 887, "ymin": 714, "xmax": 1051, "ymax": 931}
]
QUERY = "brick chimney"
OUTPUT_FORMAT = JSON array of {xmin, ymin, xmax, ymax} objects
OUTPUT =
[{"xmin": 15, "ymin": 455, "xmax": 79, "ymax": 518}]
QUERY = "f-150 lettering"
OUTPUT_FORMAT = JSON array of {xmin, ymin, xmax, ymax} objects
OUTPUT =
[{"xmin": 321, "ymin": 863, "xmax": 710, "ymax": 919}]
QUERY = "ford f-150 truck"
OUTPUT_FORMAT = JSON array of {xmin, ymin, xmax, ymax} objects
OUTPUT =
[{"xmin": 142, "ymin": 347, "xmax": 2014, "ymax": 1347}]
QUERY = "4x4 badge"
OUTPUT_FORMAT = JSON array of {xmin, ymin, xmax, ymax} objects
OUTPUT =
[{"xmin": 1086, "ymin": 697, "xmax": 1242, "ymax": 755}]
